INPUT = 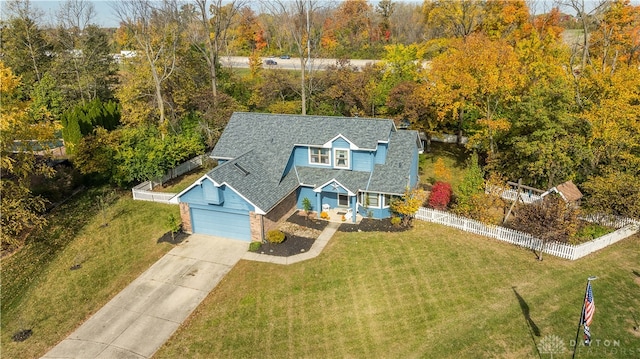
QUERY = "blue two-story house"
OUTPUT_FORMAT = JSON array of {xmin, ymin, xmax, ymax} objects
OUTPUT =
[{"xmin": 176, "ymin": 112, "xmax": 422, "ymax": 242}]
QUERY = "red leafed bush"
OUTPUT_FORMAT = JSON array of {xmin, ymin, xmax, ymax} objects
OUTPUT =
[{"xmin": 429, "ymin": 182, "xmax": 452, "ymax": 210}]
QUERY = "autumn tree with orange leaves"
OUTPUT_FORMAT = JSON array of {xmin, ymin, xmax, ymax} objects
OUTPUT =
[{"xmin": 427, "ymin": 33, "xmax": 523, "ymax": 158}]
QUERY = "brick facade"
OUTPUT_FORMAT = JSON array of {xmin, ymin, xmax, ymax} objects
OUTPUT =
[
  {"xmin": 249, "ymin": 190, "xmax": 299, "ymax": 242},
  {"xmin": 264, "ymin": 190, "xmax": 298, "ymax": 231},
  {"xmin": 179, "ymin": 202, "xmax": 192, "ymax": 233},
  {"xmin": 249, "ymin": 212, "xmax": 263, "ymax": 242}
]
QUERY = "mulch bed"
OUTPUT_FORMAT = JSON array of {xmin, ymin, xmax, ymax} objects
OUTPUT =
[
  {"xmin": 286, "ymin": 211, "xmax": 329, "ymax": 231},
  {"xmin": 254, "ymin": 234, "xmax": 315, "ymax": 257},
  {"xmin": 339, "ymin": 217, "xmax": 411, "ymax": 232},
  {"xmin": 157, "ymin": 231, "xmax": 189, "ymax": 244},
  {"xmin": 253, "ymin": 212, "xmax": 410, "ymax": 257}
]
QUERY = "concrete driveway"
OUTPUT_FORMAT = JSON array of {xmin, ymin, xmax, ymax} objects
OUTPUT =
[{"xmin": 42, "ymin": 234, "xmax": 248, "ymax": 359}]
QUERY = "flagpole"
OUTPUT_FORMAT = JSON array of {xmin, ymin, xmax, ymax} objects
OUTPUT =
[{"xmin": 572, "ymin": 276, "xmax": 597, "ymax": 359}]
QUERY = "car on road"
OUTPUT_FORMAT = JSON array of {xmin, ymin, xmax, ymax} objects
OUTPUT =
[
  {"xmin": 279, "ymin": 55, "xmax": 290, "ymax": 59},
  {"xmin": 265, "ymin": 59, "xmax": 277, "ymax": 65}
]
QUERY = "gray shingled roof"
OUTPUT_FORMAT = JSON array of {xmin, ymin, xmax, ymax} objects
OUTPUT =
[
  {"xmin": 295, "ymin": 167, "xmax": 372, "ymax": 194},
  {"xmin": 212, "ymin": 112, "xmax": 395, "ymax": 181},
  {"xmin": 206, "ymin": 113, "xmax": 419, "ymax": 213},
  {"xmin": 368, "ymin": 130, "xmax": 419, "ymax": 194},
  {"xmin": 206, "ymin": 149, "xmax": 300, "ymax": 212}
]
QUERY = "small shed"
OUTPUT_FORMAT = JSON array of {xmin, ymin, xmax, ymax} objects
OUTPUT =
[
  {"xmin": 553, "ymin": 180, "xmax": 583, "ymax": 205},
  {"xmin": 537, "ymin": 180, "xmax": 583, "ymax": 207}
]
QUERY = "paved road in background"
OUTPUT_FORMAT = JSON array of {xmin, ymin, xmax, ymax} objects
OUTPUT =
[{"xmin": 220, "ymin": 56, "xmax": 380, "ymax": 71}]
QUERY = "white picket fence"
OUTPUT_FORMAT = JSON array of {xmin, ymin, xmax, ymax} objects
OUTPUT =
[
  {"xmin": 132, "ymin": 181, "xmax": 178, "ymax": 204},
  {"xmin": 491, "ymin": 187, "xmax": 543, "ymax": 204},
  {"xmin": 430, "ymin": 133, "xmax": 468, "ymax": 145},
  {"xmin": 131, "ymin": 154, "xmax": 205, "ymax": 204},
  {"xmin": 580, "ymin": 213, "xmax": 640, "ymax": 229},
  {"xmin": 155, "ymin": 155, "xmax": 205, "ymax": 186},
  {"xmin": 414, "ymin": 207, "xmax": 639, "ymax": 260}
]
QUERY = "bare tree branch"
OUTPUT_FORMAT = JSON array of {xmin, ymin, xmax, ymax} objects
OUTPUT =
[
  {"xmin": 261, "ymin": 0, "xmax": 327, "ymax": 115},
  {"xmin": 57, "ymin": 0, "xmax": 96, "ymax": 31},
  {"xmin": 111, "ymin": 0, "xmax": 183, "ymax": 131},
  {"xmin": 190, "ymin": 0, "xmax": 245, "ymax": 105}
]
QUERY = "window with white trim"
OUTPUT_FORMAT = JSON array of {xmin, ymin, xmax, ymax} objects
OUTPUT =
[
  {"xmin": 334, "ymin": 148, "xmax": 349, "ymax": 169},
  {"xmin": 383, "ymin": 194, "xmax": 393, "ymax": 208},
  {"xmin": 309, "ymin": 147, "xmax": 330, "ymax": 165},
  {"xmin": 338, "ymin": 194, "xmax": 349, "ymax": 207},
  {"xmin": 359, "ymin": 192, "xmax": 380, "ymax": 208}
]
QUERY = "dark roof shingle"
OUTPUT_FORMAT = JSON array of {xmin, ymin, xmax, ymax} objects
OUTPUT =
[
  {"xmin": 212, "ymin": 112, "xmax": 395, "ymax": 180},
  {"xmin": 206, "ymin": 112, "xmax": 418, "ymax": 212},
  {"xmin": 368, "ymin": 130, "xmax": 418, "ymax": 194}
]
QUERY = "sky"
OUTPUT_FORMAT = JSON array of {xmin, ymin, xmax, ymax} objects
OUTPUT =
[
  {"xmin": 1, "ymin": 1, "xmax": 119, "ymax": 28},
  {"xmin": 2, "ymin": 0, "xmax": 638, "ymax": 29}
]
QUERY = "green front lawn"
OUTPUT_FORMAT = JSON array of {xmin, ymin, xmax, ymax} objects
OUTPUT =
[
  {"xmin": 157, "ymin": 222, "xmax": 640, "ymax": 358},
  {"xmin": 1, "ymin": 189, "xmax": 178, "ymax": 359}
]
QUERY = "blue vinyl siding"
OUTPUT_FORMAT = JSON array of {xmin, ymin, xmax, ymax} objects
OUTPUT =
[
  {"xmin": 319, "ymin": 193, "xmax": 352, "ymax": 210},
  {"xmin": 357, "ymin": 191, "xmax": 396, "ymax": 219},
  {"xmin": 321, "ymin": 193, "xmax": 338, "ymax": 209},
  {"xmin": 352, "ymin": 150, "xmax": 372, "ymax": 171},
  {"xmin": 291, "ymin": 146, "xmax": 309, "ymax": 167},
  {"xmin": 291, "ymin": 138, "xmax": 381, "ymax": 171},
  {"xmin": 409, "ymin": 146, "xmax": 419, "ymax": 188},
  {"xmin": 374, "ymin": 142, "xmax": 388, "ymax": 164},
  {"xmin": 202, "ymin": 182, "xmax": 223, "ymax": 204},
  {"xmin": 332, "ymin": 138, "xmax": 350, "ymax": 148},
  {"xmin": 297, "ymin": 187, "xmax": 317, "ymax": 211},
  {"xmin": 282, "ymin": 151, "xmax": 295, "ymax": 178},
  {"xmin": 320, "ymin": 182, "xmax": 348, "ymax": 194},
  {"xmin": 358, "ymin": 204, "xmax": 392, "ymax": 219},
  {"xmin": 296, "ymin": 146, "xmax": 334, "ymax": 168},
  {"xmin": 180, "ymin": 180, "xmax": 252, "ymax": 212},
  {"xmin": 179, "ymin": 179, "xmax": 253, "ymax": 241}
]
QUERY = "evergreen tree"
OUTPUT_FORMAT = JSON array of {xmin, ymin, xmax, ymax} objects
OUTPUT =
[{"xmin": 0, "ymin": 1, "xmax": 53, "ymax": 93}]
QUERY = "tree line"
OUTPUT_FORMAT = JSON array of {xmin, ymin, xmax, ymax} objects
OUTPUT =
[{"xmin": 1, "ymin": 0, "xmax": 639, "ymax": 248}]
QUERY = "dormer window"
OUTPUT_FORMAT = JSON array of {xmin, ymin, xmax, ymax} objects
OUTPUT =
[
  {"xmin": 309, "ymin": 147, "xmax": 330, "ymax": 165},
  {"xmin": 334, "ymin": 149, "xmax": 350, "ymax": 169}
]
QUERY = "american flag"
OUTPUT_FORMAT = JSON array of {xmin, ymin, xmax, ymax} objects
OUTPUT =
[{"xmin": 582, "ymin": 281, "xmax": 595, "ymax": 344}]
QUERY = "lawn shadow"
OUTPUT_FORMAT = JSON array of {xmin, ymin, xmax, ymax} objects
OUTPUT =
[
  {"xmin": 512, "ymin": 287, "xmax": 542, "ymax": 359},
  {"xmin": 532, "ymin": 249, "xmax": 542, "ymax": 261},
  {"xmin": 632, "ymin": 270, "xmax": 640, "ymax": 277}
]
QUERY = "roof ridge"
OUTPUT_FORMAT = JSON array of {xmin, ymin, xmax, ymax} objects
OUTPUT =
[
  {"xmin": 208, "ymin": 148, "xmax": 255, "ymax": 174},
  {"xmin": 231, "ymin": 111, "xmax": 394, "ymax": 122}
]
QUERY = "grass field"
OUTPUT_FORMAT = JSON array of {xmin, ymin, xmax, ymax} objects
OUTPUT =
[
  {"xmin": 3, "ymin": 150, "xmax": 639, "ymax": 358},
  {"xmin": 155, "ymin": 167, "xmax": 211, "ymax": 193},
  {"xmin": 1, "ymin": 188, "xmax": 179, "ymax": 359},
  {"xmin": 421, "ymin": 142, "xmax": 470, "ymax": 189},
  {"xmin": 156, "ymin": 222, "xmax": 640, "ymax": 358}
]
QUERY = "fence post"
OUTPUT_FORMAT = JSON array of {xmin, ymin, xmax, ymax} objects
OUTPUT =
[{"xmin": 413, "ymin": 207, "xmax": 639, "ymax": 260}]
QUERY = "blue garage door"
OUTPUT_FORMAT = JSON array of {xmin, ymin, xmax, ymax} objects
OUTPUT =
[{"xmin": 191, "ymin": 207, "xmax": 251, "ymax": 241}]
